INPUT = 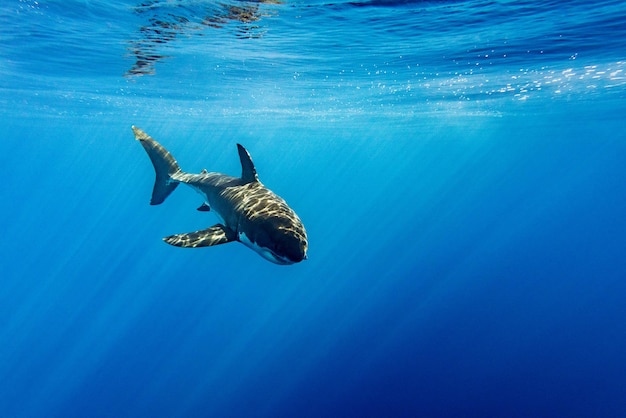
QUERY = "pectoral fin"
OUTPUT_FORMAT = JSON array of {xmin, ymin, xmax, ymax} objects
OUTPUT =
[{"xmin": 163, "ymin": 224, "xmax": 236, "ymax": 248}]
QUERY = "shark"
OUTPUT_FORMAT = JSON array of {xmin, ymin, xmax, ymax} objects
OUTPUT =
[{"xmin": 132, "ymin": 126, "xmax": 308, "ymax": 265}]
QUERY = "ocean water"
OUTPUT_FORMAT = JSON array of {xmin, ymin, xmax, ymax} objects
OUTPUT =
[{"xmin": 2, "ymin": 0, "xmax": 626, "ymax": 416}]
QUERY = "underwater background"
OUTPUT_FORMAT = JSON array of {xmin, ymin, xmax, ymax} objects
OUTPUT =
[{"xmin": 2, "ymin": 0, "xmax": 626, "ymax": 416}]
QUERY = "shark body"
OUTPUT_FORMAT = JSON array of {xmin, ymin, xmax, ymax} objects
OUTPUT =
[{"xmin": 133, "ymin": 126, "xmax": 308, "ymax": 265}]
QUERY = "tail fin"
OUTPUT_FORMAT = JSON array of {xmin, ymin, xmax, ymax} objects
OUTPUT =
[{"xmin": 132, "ymin": 126, "xmax": 181, "ymax": 205}]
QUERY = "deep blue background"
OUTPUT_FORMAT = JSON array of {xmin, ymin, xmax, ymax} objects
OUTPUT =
[{"xmin": 2, "ymin": 1, "xmax": 626, "ymax": 416}]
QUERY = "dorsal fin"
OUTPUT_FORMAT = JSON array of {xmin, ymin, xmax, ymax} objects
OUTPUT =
[{"xmin": 237, "ymin": 144, "xmax": 258, "ymax": 183}]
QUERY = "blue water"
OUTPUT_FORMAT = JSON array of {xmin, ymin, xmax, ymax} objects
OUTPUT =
[{"xmin": 2, "ymin": 0, "xmax": 626, "ymax": 416}]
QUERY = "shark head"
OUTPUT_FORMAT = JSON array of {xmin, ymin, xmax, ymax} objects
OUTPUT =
[{"xmin": 238, "ymin": 216, "xmax": 308, "ymax": 265}]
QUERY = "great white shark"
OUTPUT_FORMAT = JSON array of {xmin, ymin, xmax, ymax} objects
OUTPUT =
[{"xmin": 132, "ymin": 126, "xmax": 308, "ymax": 265}]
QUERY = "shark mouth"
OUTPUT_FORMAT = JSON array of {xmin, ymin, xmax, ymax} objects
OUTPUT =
[{"xmin": 238, "ymin": 231, "xmax": 295, "ymax": 265}]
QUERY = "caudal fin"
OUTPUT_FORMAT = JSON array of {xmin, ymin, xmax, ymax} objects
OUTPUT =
[{"xmin": 132, "ymin": 126, "xmax": 181, "ymax": 205}]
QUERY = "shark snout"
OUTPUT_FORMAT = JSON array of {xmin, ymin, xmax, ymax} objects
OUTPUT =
[{"xmin": 282, "ymin": 235, "xmax": 307, "ymax": 264}]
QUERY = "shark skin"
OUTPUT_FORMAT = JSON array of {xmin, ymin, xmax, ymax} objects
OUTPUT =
[{"xmin": 132, "ymin": 126, "xmax": 308, "ymax": 265}]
